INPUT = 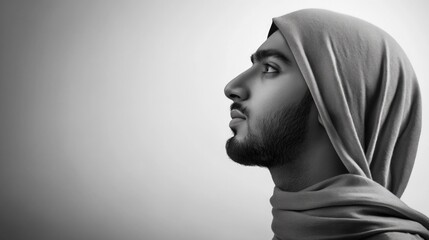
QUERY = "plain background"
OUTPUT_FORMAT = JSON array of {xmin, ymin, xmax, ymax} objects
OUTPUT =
[{"xmin": 0, "ymin": 0, "xmax": 428, "ymax": 239}]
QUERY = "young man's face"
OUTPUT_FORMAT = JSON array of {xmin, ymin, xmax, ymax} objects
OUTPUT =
[{"xmin": 224, "ymin": 30, "xmax": 313, "ymax": 167}]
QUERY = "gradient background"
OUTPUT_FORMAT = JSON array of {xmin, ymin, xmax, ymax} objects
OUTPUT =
[{"xmin": 1, "ymin": 0, "xmax": 428, "ymax": 239}]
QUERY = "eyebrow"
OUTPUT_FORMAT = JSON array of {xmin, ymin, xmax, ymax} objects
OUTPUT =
[{"xmin": 250, "ymin": 49, "xmax": 290, "ymax": 64}]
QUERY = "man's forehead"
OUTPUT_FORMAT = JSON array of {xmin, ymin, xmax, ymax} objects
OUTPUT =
[{"xmin": 256, "ymin": 30, "xmax": 292, "ymax": 56}]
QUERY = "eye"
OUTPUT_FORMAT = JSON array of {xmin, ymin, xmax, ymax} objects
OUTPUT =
[{"xmin": 262, "ymin": 64, "xmax": 278, "ymax": 73}]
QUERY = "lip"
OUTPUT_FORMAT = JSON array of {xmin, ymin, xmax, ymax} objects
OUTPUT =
[
  {"xmin": 229, "ymin": 109, "xmax": 246, "ymax": 128},
  {"xmin": 229, "ymin": 118, "xmax": 245, "ymax": 128},
  {"xmin": 230, "ymin": 109, "xmax": 246, "ymax": 119}
]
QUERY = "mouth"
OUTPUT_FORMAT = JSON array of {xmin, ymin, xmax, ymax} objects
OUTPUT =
[
  {"xmin": 229, "ymin": 109, "xmax": 246, "ymax": 128},
  {"xmin": 230, "ymin": 109, "xmax": 246, "ymax": 119}
]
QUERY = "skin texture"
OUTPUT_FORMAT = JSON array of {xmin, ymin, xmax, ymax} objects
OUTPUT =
[
  {"xmin": 225, "ymin": 89, "xmax": 312, "ymax": 168},
  {"xmin": 224, "ymin": 30, "xmax": 347, "ymax": 191}
]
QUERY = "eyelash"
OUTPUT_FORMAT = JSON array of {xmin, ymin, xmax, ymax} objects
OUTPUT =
[{"xmin": 262, "ymin": 63, "xmax": 279, "ymax": 73}]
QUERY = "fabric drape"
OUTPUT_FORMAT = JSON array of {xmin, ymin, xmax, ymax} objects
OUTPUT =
[{"xmin": 268, "ymin": 9, "xmax": 429, "ymax": 239}]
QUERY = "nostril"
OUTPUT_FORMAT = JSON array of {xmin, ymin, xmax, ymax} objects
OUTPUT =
[
  {"xmin": 224, "ymin": 84, "xmax": 242, "ymax": 100},
  {"xmin": 224, "ymin": 76, "xmax": 249, "ymax": 101},
  {"xmin": 229, "ymin": 93, "xmax": 240, "ymax": 100}
]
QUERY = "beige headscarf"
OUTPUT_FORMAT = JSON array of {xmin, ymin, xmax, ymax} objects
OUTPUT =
[{"xmin": 268, "ymin": 9, "xmax": 429, "ymax": 239}]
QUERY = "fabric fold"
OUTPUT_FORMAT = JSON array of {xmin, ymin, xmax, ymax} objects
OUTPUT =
[
  {"xmin": 267, "ymin": 9, "xmax": 429, "ymax": 239},
  {"xmin": 271, "ymin": 174, "xmax": 429, "ymax": 240}
]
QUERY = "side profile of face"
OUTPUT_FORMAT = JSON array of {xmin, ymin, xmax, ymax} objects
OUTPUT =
[{"xmin": 224, "ymin": 30, "xmax": 313, "ymax": 167}]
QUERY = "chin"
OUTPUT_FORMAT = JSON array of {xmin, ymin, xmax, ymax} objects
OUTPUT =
[
  {"xmin": 230, "ymin": 125, "xmax": 252, "ymax": 141},
  {"xmin": 229, "ymin": 133, "xmax": 244, "ymax": 143},
  {"xmin": 225, "ymin": 134, "xmax": 272, "ymax": 168}
]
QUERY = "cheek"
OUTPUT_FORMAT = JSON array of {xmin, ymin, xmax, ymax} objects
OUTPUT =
[
  {"xmin": 248, "ymin": 79, "xmax": 307, "ymax": 132},
  {"xmin": 247, "ymin": 94, "xmax": 285, "ymax": 135},
  {"xmin": 253, "ymin": 85, "xmax": 301, "ymax": 113}
]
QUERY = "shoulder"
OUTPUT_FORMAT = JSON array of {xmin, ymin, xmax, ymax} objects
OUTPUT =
[{"xmin": 364, "ymin": 232, "xmax": 424, "ymax": 240}]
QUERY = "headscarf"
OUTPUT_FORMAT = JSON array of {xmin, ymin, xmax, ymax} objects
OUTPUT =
[{"xmin": 268, "ymin": 9, "xmax": 429, "ymax": 239}]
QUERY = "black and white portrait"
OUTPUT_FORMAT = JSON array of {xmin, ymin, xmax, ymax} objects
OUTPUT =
[{"xmin": 0, "ymin": 1, "xmax": 428, "ymax": 239}]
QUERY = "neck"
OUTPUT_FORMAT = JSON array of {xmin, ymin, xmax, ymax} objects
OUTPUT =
[{"xmin": 268, "ymin": 110, "xmax": 347, "ymax": 192}]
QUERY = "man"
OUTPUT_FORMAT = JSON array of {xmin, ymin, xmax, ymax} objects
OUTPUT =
[{"xmin": 224, "ymin": 9, "xmax": 429, "ymax": 240}]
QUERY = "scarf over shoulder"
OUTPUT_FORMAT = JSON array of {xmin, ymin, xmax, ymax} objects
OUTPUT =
[{"xmin": 268, "ymin": 9, "xmax": 429, "ymax": 240}]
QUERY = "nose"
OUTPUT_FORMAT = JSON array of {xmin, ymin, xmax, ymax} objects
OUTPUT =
[{"xmin": 224, "ymin": 70, "xmax": 250, "ymax": 101}]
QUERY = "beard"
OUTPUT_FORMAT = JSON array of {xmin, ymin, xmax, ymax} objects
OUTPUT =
[{"xmin": 226, "ymin": 91, "xmax": 313, "ymax": 168}]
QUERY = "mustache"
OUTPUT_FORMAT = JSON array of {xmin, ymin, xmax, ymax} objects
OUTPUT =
[{"xmin": 230, "ymin": 102, "xmax": 248, "ymax": 116}]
